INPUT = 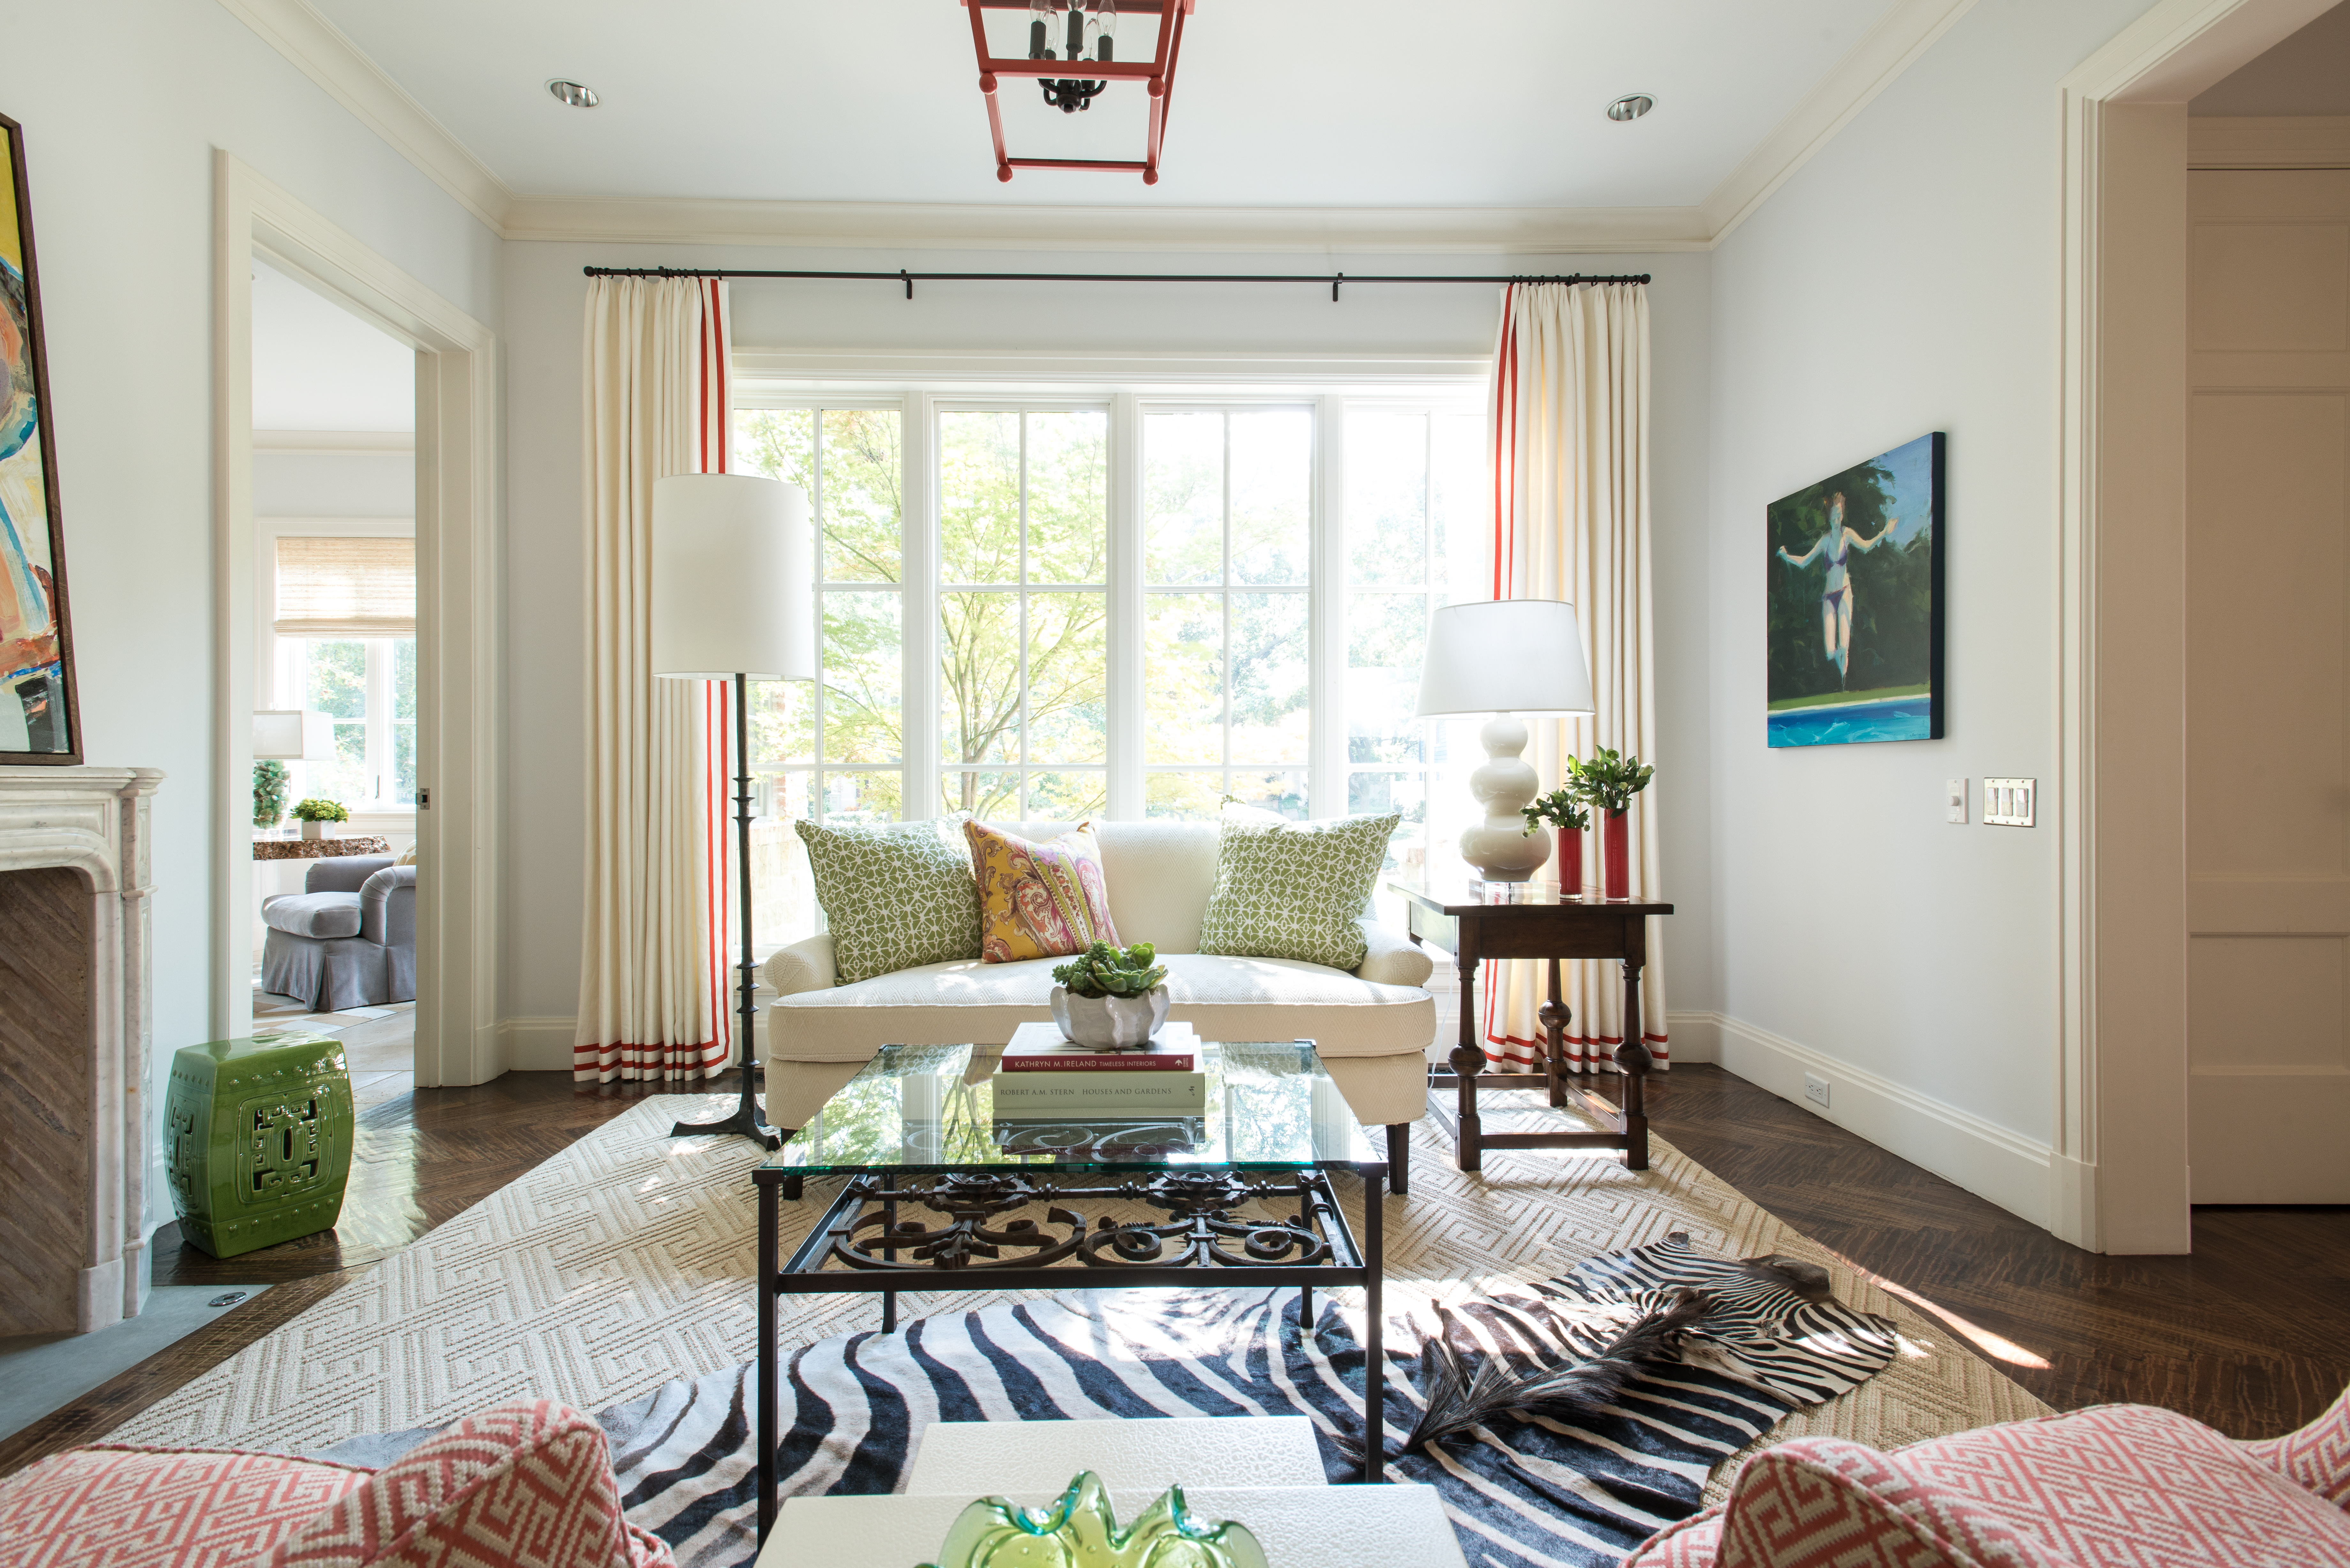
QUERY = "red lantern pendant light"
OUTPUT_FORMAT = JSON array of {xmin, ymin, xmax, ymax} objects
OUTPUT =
[{"xmin": 960, "ymin": 0, "xmax": 1195, "ymax": 184}]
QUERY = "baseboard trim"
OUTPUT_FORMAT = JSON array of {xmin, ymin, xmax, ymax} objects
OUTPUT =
[
  {"xmin": 498, "ymin": 1016, "xmax": 578, "ymax": 1072},
  {"xmin": 1682, "ymin": 1009, "xmax": 2055, "ymax": 1232}
]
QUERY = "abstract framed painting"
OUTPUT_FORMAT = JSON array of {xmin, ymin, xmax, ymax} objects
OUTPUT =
[
  {"xmin": 0, "ymin": 108, "xmax": 77, "ymax": 764},
  {"xmin": 1766, "ymin": 432, "xmax": 1943, "ymax": 748}
]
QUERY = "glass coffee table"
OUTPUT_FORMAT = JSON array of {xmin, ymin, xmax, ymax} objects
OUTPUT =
[{"xmin": 751, "ymin": 1040, "xmax": 1390, "ymax": 1538}]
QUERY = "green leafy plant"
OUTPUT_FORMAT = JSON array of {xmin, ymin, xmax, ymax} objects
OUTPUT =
[
  {"xmin": 1052, "ymin": 940, "xmax": 1168, "ymax": 999},
  {"xmin": 1519, "ymin": 787, "xmax": 1590, "ymax": 837},
  {"xmin": 253, "ymin": 761, "xmax": 289, "ymax": 829},
  {"xmin": 290, "ymin": 797, "xmax": 351, "ymax": 824},
  {"xmin": 1566, "ymin": 748, "xmax": 1656, "ymax": 816}
]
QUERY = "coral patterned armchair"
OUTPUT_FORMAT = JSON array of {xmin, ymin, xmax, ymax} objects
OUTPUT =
[
  {"xmin": 0, "ymin": 1401, "xmax": 672, "ymax": 1568},
  {"xmin": 1628, "ymin": 1387, "xmax": 2350, "ymax": 1568}
]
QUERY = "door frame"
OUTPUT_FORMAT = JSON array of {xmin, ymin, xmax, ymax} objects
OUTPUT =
[
  {"xmin": 213, "ymin": 151, "xmax": 504, "ymax": 1086},
  {"xmin": 2053, "ymin": 0, "xmax": 2337, "ymax": 1252}
]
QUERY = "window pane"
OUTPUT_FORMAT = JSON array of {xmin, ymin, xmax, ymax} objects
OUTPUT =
[
  {"xmin": 393, "ymin": 638, "xmax": 417, "ymax": 722},
  {"xmin": 1229, "ymin": 591, "xmax": 1309, "ymax": 765},
  {"xmin": 305, "ymin": 639, "xmax": 367, "ymax": 720},
  {"xmin": 1144, "ymin": 772, "xmax": 1225, "ymax": 819},
  {"xmin": 1230, "ymin": 410, "xmax": 1310, "ymax": 586},
  {"xmin": 393, "ymin": 722, "xmax": 417, "ymax": 805},
  {"xmin": 1346, "ymin": 590, "xmax": 1427, "ymax": 764},
  {"xmin": 1026, "ymin": 592, "xmax": 1107, "ymax": 764},
  {"xmin": 752, "ymin": 771, "xmax": 816, "ymax": 943},
  {"xmin": 1028, "ymin": 770, "xmax": 1108, "ymax": 821},
  {"xmin": 822, "ymin": 409, "xmax": 903, "ymax": 584},
  {"xmin": 940, "ymin": 591, "xmax": 1021, "ymax": 765},
  {"xmin": 1347, "ymin": 411, "xmax": 1427, "ymax": 587},
  {"xmin": 821, "ymin": 770, "xmax": 903, "ymax": 826},
  {"xmin": 941, "ymin": 769, "xmax": 1020, "ymax": 821},
  {"xmin": 1229, "ymin": 770, "xmax": 1308, "ymax": 818},
  {"xmin": 308, "ymin": 721, "xmax": 369, "ymax": 808},
  {"xmin": 1348, "ymin": 772, "xmax": 1427, "ymax": 870},
  {"xmin": 1025, "ymin": 411, "xmax": 1108, "ymax": 585},
  {"xmin": 1145, "ymin": 592, "xmax": 1223, "ymax": 764},
  {"xmin": 1431, "ymin": 411, "xmax": 1483, "ymax": 603},
  {"xmin": 738, "ymin": 408, "xmax": 815, "ymax": 494},
  {"xmin": 751, "ymin": 678, "xmax": 816, "ymax": 765},
  {"xmin": 1143, "ymin": 412, "xmax": 1222, "ymax": 586},
  {"xmin": 940, "ymin": 411, "xmax": 1020, "ymax": 584},
  {"xmin": 821, "ymin": 591, "xmax": 903, "ymax": 765}
]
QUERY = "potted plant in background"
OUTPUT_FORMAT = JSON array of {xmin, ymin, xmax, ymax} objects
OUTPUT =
[
  {"xmin": 253, "ymin": 761, "xmax": 289, "ymax": 832},
  {"xmin": 1050, "ymin": 940, "xmax": 1172, "ymax": 1048},
  {"xmin": 1520, "ymin": 788, "xmax": 1591, "ymax": 895},
  {"xmin": 290, "ymin": 798, "xmax": 350, "ymax": 841},
  {"xmin": 1567, "ymin": 748, "xmax": 1655, "ymax": 901}
]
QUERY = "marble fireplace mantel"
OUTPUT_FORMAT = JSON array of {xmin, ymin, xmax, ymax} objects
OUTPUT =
[{"xmin": 0, "ymin": 766, "xmax": 162, "ymax": 1333}]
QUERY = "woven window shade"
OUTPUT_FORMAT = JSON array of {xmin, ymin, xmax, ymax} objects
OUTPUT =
[{"xmin": 273, "ymin": 536, "xmax": 416, "ymax": 638}]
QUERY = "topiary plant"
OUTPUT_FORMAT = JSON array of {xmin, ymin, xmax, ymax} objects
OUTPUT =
[
  {"xmin": 1052, "ymin": 940, "xmax": 1168, "ymax": 999},
  {"xmin": 290, "ymin": 797, "xmax": 351, "ymax": 824},
  {"xmin": 253, "ymin": 760, "xmax": 290, "ymax": 829}
]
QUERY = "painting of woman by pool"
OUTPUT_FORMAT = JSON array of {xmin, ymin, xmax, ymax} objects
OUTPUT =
[
  {"xmin": 0, "ymin": 109, "xmax": 79, "ymax": 763},
  {"xmin": 1766, "ymin": 432, "xmax": 1943, "ymax": 748}
]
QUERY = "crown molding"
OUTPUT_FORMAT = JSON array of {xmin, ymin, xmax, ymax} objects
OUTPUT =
[
  {"xmin": 253, "ymin": 428, "xmax": 416, "ymax": 454},
  {"xmin": 1702, "ymin": 0, "xmax": 1979, "ymax": 243},
  {"xmin": 216, "ymin": 0, "xmax": 513, "ymax": 233},
  {"xmin": 497, "ymin": 195, "xmax": 1712, "ymax": 254},
  {"xmin": 2188, "ymin": 114, "xmax": 2350, "ymax": 168}
]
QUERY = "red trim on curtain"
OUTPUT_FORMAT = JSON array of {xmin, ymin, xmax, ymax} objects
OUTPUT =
[{"xmin": 698, "ymin": 279, "xmax": 733, "ymax": 1074}]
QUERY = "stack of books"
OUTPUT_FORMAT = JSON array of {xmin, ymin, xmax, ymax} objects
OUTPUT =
[{"xmin": 989, "ymin": 1021, "xmax": 1208, "ymax": 1119}]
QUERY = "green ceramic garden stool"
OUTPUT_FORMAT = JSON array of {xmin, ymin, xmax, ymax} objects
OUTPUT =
[{"xmin": 163, "ymin": 1032, "xmax": 354, "ymax": 1259}]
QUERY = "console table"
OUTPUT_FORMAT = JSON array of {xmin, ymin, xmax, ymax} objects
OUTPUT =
[
  {"xmin": 1386, "ymin": 877, "xmax": 1672, "ymax": 1175},
  {"xmin": 252, "ymin": 836, "xmax": 390, "ymax": 861}
]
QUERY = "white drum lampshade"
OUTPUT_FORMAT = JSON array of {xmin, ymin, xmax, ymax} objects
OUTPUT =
[
  {"xmin": 253, "ymin": 708, "xmax": 336, "ymax": 761},
  {"xmin": 650, "ymin": 473, "xmax": 814, "ymax": 681},
  {"xmin": 1415, "ymin": 600, "xmax": 1595, "ymax": 882}
]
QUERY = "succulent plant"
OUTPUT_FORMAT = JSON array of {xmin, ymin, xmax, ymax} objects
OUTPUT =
[{"xmin": 1052, "ymin": 939, "xmax": 1168, "ymax": 999}]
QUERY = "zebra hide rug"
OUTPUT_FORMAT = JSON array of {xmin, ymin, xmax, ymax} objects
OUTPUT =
[{"xmin": 329, "ymin": 1233, "xmax": 1901, "ymax": 1568}]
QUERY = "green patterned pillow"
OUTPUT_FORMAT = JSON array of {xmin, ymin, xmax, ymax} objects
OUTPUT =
[
  {"xmin": 794, "ymin": 818, "xmax": 982, "ymax": 984},
  {"xmin": 1196, "ymin": 809, "xmax": 1401, "ymax": 971}
]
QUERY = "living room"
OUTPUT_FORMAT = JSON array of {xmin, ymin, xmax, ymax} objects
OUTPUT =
[{"xmin": 2, "ymin": 2, "xmax": 2347, "ymax": 1565}]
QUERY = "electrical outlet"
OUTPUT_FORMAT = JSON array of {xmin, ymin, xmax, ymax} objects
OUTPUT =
[
  {"xmin": 1802, "ymin": 1072, "xmax": 1831, "ymax": 1110},
  {"xmin": 1946, "ymin": 778, "xmax": 1967, "ymax": 824},
  {"xmin": 1983, "ymin": 778, "xmax": 2036, "ymax": 827}
]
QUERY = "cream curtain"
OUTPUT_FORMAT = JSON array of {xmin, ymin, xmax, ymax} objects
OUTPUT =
[
  {"xmin": 574, "ymin": 276, "xmax": 734, "ymax": 1082},
  {"xmin": 1480, "ymin": 281, "xmax": 1670, "ymax": 1074}
]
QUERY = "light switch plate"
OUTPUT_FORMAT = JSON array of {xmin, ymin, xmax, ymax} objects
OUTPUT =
[
  {"xmin": 1946, "ymin": 779, "xmax": 1967, "ymax": 824},
  {"xmin": 1983, "ymin": 778, "xmax": 2036, "ymax": 827}
]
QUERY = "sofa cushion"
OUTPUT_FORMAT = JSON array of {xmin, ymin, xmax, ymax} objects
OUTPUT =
[
  {"xmin": 1198, "ymin": 809, "xmax": 1399, "ymax": 970},
  {"xmin": 795, "ymin": 818, "xmax": 982, "ymax": 984},
  {"xmin": 997, "ymin": 819, "xmax": 1220, "ymax": 954},
  {"xmin": 263, "ymin": 892, "xmax": 364, "ymax": 940},
  {"xmin": 966, "ymin": 820, "xmax": 1119, "ymax": 963},
  {"xmin": 0, "ymin": 1443, "xmax": 370, "ymax": 1568},
  {"xmin": 770, "ymin": 949, "xmax": 1433, "ymax": 1064}
]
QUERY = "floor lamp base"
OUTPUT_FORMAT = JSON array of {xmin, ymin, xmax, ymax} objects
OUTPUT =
[{"xmin": 672, "ymin": 1082, "xmax": 779, "ymax": 1151}]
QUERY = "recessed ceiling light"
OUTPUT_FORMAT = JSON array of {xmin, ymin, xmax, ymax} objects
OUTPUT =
[
  {"xmin": 1606, "ymin": 94, "xmax": 1655, "ymax": 123},
  {"xmin": 547, "ymin": 79, "xmax": 600, "ymax": 109}
]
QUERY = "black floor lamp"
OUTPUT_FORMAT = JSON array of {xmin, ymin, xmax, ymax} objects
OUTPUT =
[{"xmin": 650, "ymin": 471, "xmax": 814, "ymax": 1151}]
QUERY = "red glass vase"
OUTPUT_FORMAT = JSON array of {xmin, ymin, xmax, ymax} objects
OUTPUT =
[
  {"xmin": 1603, "ymin": 809, "xmax": 1631, "ymax": 900},
  {"xmin": 1555, "ymin": 825, "xmax": 1584, "ymax": 895}
]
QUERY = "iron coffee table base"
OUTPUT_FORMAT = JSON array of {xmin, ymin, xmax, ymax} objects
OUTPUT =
[{"xmin": 750, "ymin": 1163, "xmax": 1388, "ymax": 1541}]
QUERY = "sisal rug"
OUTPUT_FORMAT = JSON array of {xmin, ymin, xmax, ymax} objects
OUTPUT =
[{"xmin": 115, "ymin": 1090, "xmax": 2047, "ymax": 1483}]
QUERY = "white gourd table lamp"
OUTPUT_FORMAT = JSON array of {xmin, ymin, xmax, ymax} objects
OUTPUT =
[
  {"xmin": 1414, "ymin": 600, "xmax": 1595, "ymax": 882},
  {"xmin": 651, "ymin": 472, "xmax": 815, "ymax": 1149}
]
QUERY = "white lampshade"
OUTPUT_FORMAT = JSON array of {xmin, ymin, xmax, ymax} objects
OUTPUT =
[
  {"xmin": 1415, "ymin": 599, "xmax": 1594, "ymax": 718},
  {"xmin": 650, "ymin": 472, "xmax": 815, "ymax": 681},
  {"xmin": 253, "ymin": 708, "xmax": 336, "ymax": 761}
]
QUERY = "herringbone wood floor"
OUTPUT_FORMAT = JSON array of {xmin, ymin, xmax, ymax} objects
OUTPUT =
[{"xmin": 3, "ymin": 1064, "xmax": 2344, "ymax": 1481}]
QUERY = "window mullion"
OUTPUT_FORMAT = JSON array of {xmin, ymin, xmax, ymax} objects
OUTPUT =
[
  {"xmin": 367, "ymin": 638, "xmax": 390, "ymax": 808},
  {"xmin": 810, "ymin": 410, "xmax": 829, "ymax": 822},
  {"xmin": 1106, "ymin": 392, "xmax": 1142, "ymax": 819},
  {"xmin": 903, "ymin": 391, "xmax": 939, "ymax": 819},
  {"xmin": 1310, "ymin": 395, "xmax": 1346, "ymax": 818}
]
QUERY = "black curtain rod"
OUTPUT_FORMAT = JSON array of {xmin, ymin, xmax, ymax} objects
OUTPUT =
[{"xmin": 580, "ymin": 264, "xmax": 1650, "ymax": 302}]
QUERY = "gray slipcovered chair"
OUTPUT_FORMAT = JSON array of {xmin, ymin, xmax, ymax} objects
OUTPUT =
[{"xmin": 261, "ymin": 855, "xmax": 416, "ymax": 1012}]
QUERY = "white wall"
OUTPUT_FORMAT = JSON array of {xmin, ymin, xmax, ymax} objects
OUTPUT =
[
  {"xmin": 496, "ymin": 240, "xmax": 1717, "ymax": 1044},
  {"xmin": 0, "ymin": 0, "xmax": 498, "ymax": 1240},
  {"xmin": 1702, "ymin": 0, "xmax": 2164, "ymax": 1227}
]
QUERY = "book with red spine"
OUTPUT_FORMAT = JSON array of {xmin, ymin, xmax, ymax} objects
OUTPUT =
[{"xmin": 999, "ymin": 1020, "xmax": 1197, "ymax": 1074}]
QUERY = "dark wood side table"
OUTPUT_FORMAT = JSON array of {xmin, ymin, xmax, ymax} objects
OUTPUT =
[{"xmin": 1387, "ymin": 876, "xmax": 1673, "ymax": 1175}]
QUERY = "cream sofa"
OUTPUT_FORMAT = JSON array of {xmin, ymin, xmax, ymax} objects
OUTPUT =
[{"xmin": 760, "ymin": 819, "xmax": 1437, "ymax": 1190}]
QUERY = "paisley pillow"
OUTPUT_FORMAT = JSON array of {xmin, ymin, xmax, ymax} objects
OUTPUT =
[{"xmin": 964, "ymin": 821, "xmax": 1120, "ymax": 964}]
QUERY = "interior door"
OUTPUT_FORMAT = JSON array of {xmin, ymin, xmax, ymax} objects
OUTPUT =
[{"xmin": 2186, "ymin": 167, "xmax": 2350, "ymax": 1203}]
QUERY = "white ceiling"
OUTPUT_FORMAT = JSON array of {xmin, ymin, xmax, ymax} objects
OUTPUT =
[
  {"xmin": 251, "ymin": 260, "xmax": 415, "ymax": 432},
  {"xmin": 306, "ymin": 0, "xmax": 1904, "ymax": 210}
]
